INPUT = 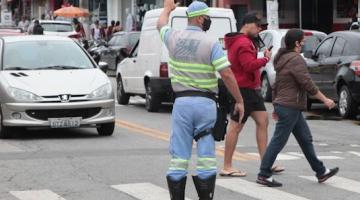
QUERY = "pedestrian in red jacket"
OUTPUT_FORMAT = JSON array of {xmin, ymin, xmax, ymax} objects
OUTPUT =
[{"xmin": 220, "ymin": 12, "xmax": 284, "ymax": 177}]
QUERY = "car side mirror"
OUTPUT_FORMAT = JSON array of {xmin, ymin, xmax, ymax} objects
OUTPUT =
[{"xmin": 98, "ymin": 61, "xmax": 108, "ymax": 73}]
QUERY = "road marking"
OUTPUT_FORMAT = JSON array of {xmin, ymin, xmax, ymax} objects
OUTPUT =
[
  {"xmin": 112, "ymin": 183, "xmax": 192, "ymax": 200},
  {"xmin": 315, "ymin": 143, "xmax": 329, "ymax": 146},
  {"xmin": 10, "ymin": 190, "xmax": 66, "ymax": 200},
  {"xmin": 317, "ymin": 156, "xmax": 344, "ymax": 160},
  {"xmin": 287, "ymin": 152, "xmax": 305, "ymax": 157},
  {"xmin": 116, "ymin": 119, "xmax": 259, "ymax": 162},
  {"xmin": 330, "ymin": 151, "xmax": 343, "ymax": 154},
  {"xmin": 247, "ymin": 153, "xmax": 300, "ymax": 161},
  {"xmin": 350, "ymin": 144, "xmax": 360, "ymax": 147},
  {"xmin": 217, "ymin": 179, "xmax": 310, "ymax": 200},
  {"xmin": 0, "ymin": 141, "xmax": 23, "ymax": 153},
  {"xmin": 299, "ymin": 176, "xmax": 360, "ymax": 194},
  {"xmin": 348, "ymin": 151, "xmax": 360, "ymax": 157}
]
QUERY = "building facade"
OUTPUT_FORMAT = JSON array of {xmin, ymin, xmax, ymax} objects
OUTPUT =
[{"xmin": 217, "ymin": 0, "xmax": 360, "ymax": 33}]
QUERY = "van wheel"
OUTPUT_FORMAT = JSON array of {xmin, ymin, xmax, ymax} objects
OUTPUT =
[
  {"xmin": 0, "ymin": 112, "xmax": 12, "ymax": 139},
  {"xmin": 145, "ymin": 83, "xmax": 161, "ymax": 112},
  {"xmin": 338, "ymin": 85, "xmax": 358, "ymax": 119},
  {"xmin": 97, "ymin": 122, "xmax": 115, "ymax": 136},
  {"xmin": 260, "ymin": 74, "xmax": 272, "ymax": 102},
  {"xmin": 117, "ymin": 76, "xmax": 130, "ymax": 105}
]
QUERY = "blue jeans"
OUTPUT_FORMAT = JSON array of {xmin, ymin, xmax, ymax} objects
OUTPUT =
[
  {"xmin": 167, "ymin": 97, "xmax": 217, "ymax": 181},
  {"xmin": 259, "ymin": 105, "xmax": 326, "ymax": 178}
]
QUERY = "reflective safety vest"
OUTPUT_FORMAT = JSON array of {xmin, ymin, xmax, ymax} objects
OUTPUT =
[{"xmin": 165, "ymin": 29, "xmax": 220, "ymax": 94}]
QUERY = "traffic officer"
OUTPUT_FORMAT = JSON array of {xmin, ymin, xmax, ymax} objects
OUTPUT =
[{"xmin": 157, "ymin": 1, "xmax": 245, "ymax": 199}]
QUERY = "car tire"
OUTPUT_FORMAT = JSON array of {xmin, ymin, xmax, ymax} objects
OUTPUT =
[
  {"xmin": 0, "ymin": 112, "xmax": 12, "ymax": 139},
  {"xmin": 117, "ymin": 76, "xmax": 130, "ymax": 105},
  {"xmin": 338, "ymin": 85, "xmax": 358, "ymax": 119},
  {"xmin": 145, "ymin": 83, "xmax": 161, "ymax": 112},
  {"xmin": 97, "ymin": 122, "xmax": 115, "ymax": 136},
  {"xmin": 307, "ymin": 97, "xmax": 313, "ymax": 111},
  {"xmin": 261, "ymin": 74, "xmax": 272, "ymax": 102}
]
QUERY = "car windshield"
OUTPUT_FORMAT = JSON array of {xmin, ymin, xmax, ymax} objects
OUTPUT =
[
  {"xmin": 41, "ymin": 23, "xmax": 74, "ymax": 32},
  {"xmin": 3, "ymin": 40, "xmax": 95, "ymax": 70},
  {"xmin": 303, "ymin": 35, "xmax": 324, "ymax": 53}
]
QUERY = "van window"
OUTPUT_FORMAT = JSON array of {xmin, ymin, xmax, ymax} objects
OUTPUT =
[{"xmin": 171, "ymin": 17, "xmax": 233, "ymax": 44}]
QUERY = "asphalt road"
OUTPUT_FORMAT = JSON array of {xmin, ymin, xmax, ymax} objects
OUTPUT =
[{"xmin": 0, "ymin": 79, "xmax": 359, "ymax": 200}]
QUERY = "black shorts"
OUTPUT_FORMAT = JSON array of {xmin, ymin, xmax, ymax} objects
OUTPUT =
[{"xmin": 230, "ymin": 88, "xmax": 266, "ymax": 124}]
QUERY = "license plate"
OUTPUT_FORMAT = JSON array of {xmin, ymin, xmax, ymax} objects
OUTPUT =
[{"xmin": 49, "ymin": 117, "xmax": 82, "ymax": 128}]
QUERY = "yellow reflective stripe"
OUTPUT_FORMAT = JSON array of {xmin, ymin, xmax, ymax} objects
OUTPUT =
[
  {"xmin": 187, "ymin": 8, "xmax": 210, "ymax": 18},
  {"xmin": 197, "ymin": 157, "xmax": 217, "ymax": 170},
  {"xmin": 171, "ymin": 75, "xmax": 217, "ymax": 84},
  {"xmin": 212, "ymin": 56, "xmax": 228, "ymax": 66},
  {"xmin": 160, "ymin": 26, "xmax": 170, "ymax": 42},
  {"xmin": 171, "ymin": 79, "xmax": 218, "ymax": 89},
  {"xmin": 170, "ymin": 64, "xmax": 214, "ymax": 74},
  {"xmin": 169, "ymin": 158, "xmax": 189, "ymax": 171},
  {"xmin": 215, "ymin": 61, "xmax": 231, "ymax": 71},
  {"xmin": 169, "ymin": 59, "xmax": 213, "ymax": 71}
]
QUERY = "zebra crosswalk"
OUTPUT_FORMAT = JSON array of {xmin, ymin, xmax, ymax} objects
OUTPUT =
[{"xmin": 8, "ymin": 175, "xmax": 360, "ymax": 200}]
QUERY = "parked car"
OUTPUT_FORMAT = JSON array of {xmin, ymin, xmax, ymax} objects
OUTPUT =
[
  {"xmin": 303, "ymin": 31, "xmax": 360, "ymax": 118},
  {"xmin": 37, "ymin": 20, "xmax": 81, "ymax": 39},
  {"xmin": 116, "ymin": 7, "xmax": 237, "ymax": 112},
  {"xmin": 99, "ymin": 31, "xmax": 140, "ymax": 73},
  {"xmin": 0, "ymin": 36, "xmax": 115, "ymax": 138},
  {"xmin": 0, "ymin": 26, "xmax": 26, "ymax": 37},
  {"xmin": 258, "ymin": 29, "xmax": 327, "ymax": 101}
]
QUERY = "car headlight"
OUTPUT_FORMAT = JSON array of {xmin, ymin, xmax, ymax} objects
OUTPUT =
[
  {"xmin": 8, "ymin": 87, "xmax": 43, "ymax": 102},
  {"xmin": 87, "ymin": 83, "xmax": 112, "ymax": 100}
]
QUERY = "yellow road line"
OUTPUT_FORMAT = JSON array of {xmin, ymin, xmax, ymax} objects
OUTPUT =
[{"xmin": 115, "ymin": 119, "xmax": 259, "ymax": 162}]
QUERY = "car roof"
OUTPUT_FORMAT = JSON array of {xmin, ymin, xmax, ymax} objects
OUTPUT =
[
  {"xmin": 113, "ymin": 31, "xmax": 140, "ymax": 36},
  {"xmin": 330, "ymin": 30, "xmax": 360, "ymax": 39},
  {"xmin": 39, "ymin": 20, "xmax": 72, "ymax": 25},
  {"xmin": 1, "ymin": 35, "xmax": 74, "ymax": 43}
]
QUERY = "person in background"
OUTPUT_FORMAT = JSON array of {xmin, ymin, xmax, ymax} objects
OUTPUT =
[
  {"xmin": 32, "ymin": 20, "xmax": 44, "ymax": 35},
  {"xmin": 27, "ymin": 18, "xmax": 35, "ymax": 34},
  {"xmin": 257, "ymin": 29, "xmax": 339, "ymax": 187},
  {"xmin": 73, "ymin": 18, "xmax": 86, "ymax": 38},
  {"xmin": 18, "ymin": 16, "xmax": 30, "ymax": 32},
  {"xmin": 107, "ymin": 20, "xmax": 116, "ymax": 40},
  {"xmin": 91, "ymin": 20, "xmax": 105, "ymax": 41},
  {"xmin": 113, "ymin": 21, "xmax": 123, "ymax": 33},
  {"xmin": 221, "ymin": 12, "xmax": 284, "ymax": 177}
]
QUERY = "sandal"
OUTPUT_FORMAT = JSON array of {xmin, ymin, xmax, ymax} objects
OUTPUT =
[
  {"xmin": 271, "ymin": 166, "xmax": 285, "ymax": 173},
  {"xmin": 219, "ymin": 169, "xmax": 247, "ymax": 177}
]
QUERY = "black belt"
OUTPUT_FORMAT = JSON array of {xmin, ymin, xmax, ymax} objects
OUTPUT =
[{"xmin": 175, "ymin": 91, "xmax": 217, "ymax": 102}]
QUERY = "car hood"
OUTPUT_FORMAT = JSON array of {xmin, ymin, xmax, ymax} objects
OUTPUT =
[
  {"xmin": 44, "ymin": 31, "xmax": 74, "ymax": 37},
  {"xmin": 1, "ymin": 69, "xmax": 109, "ymax": 96}
]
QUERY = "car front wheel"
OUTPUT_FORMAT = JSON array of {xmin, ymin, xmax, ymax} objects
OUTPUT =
[
  {"xmin": 97, "ymin": 122, "xmax": 115, "ymax": 136},
  {"xmin": 338, "ymin": 85, "xmax": 358, "ymax": 119},
  {"xmin": 261, "ymin": 74, "xmax": 272, "ymax": 102}
]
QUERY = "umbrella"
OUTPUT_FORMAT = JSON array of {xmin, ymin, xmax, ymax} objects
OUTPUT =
[{"xmin": 54, "ymin": 6, "xmax": 89, "ymax": 18}]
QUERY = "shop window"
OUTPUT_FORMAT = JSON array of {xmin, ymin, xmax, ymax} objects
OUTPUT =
[{"xmin": 336, "ymin": 0, "xmax": 358, "ymax": 19}]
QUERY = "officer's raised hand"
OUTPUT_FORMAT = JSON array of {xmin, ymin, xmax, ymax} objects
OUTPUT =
[
  {"xmin": 157, "ymin": 0, "xmax": 179, "ymax": 30},
  {"xmin": 164, "ymin": 0, "xmax": 178, "ymax": 12}
]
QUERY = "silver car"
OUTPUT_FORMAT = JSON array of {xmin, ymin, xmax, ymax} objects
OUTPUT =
[{"xmin": 0, "ymin": 36, "xmax": 115, "ymax": 138}]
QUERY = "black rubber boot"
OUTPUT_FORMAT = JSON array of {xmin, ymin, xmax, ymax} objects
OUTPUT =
[
  {"xmin": 192, "ymin": 175, "xmax": 216, "ymax": 200},
  {"xmin": 167, "ymin": 176, "xmax": 187, "ymax": 200}
]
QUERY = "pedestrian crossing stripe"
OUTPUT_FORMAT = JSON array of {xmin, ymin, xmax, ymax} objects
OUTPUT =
[
  {"xmin": 348, "ymin": 151, "xmax": 360, "ymax": 157},
  {"xmin": 247, "ymin": 152, "xmax": 301, "ymax": 160},
  {"xmin": 299, "ymin": 176, "xmax": 360, "ymax": 194},
  {"xmin": 111, "ymin": 183, "xmax": 193, "ymax": 200},
  {"xmin": 216, "ymin": 178, "xmax": 310, "ymax": 200},
  {"xmin": 10, "ymin": 190, "xmax": 66, "ymax": 200}
]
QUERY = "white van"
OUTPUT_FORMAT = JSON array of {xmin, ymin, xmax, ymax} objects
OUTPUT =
[{"xmin": 116, "ymin": 7, "xmax": 237, "ymax": 112}]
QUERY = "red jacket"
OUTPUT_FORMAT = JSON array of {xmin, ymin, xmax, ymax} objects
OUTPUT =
[{"xmin": 225, "ymin": 33, "xmax": 268, "ymax": 89}]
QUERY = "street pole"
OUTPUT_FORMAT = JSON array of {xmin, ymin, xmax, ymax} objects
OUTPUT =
[
  {"xmin": 1, "ymin": 0, "xmax": 7, "ymax": 11},
  {"xmin": 266, "ymin": 0, "xmax": 279, "ymax": 30},
  {"xmin": 299, "ymin": 0, "xmax": 302, "ymax": 29}
]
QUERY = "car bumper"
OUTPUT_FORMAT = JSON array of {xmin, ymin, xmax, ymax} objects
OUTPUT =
[
  {"xmin": 1, "ymin": 99, "xmax": 115, "ymax": 127},
  {"xmin": 149, "ymin": 77, "xmax": 173, "ymax": 101}
]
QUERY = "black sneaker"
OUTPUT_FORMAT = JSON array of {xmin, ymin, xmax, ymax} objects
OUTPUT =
[
  {"xmin": 256, "ymin": 176, "xmax": 283, "ymax": 187},
  {"xmin": 317, "ymin": 167, "xmax": 339, "ymax": 183}
]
